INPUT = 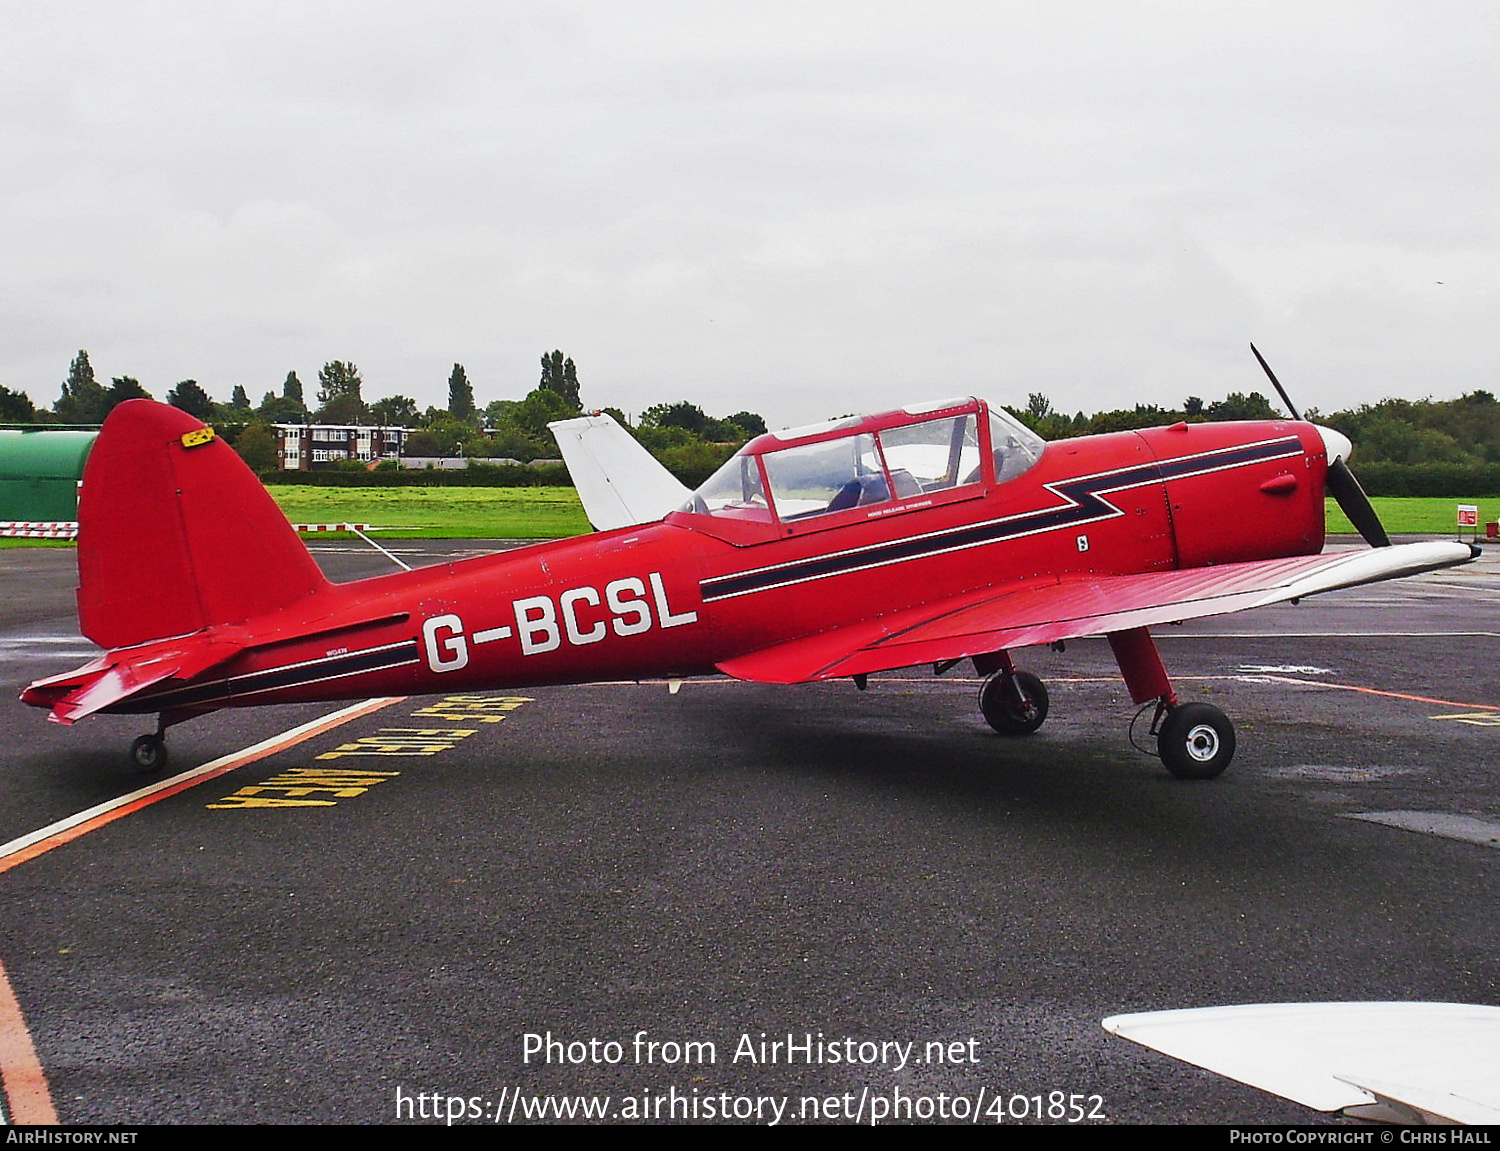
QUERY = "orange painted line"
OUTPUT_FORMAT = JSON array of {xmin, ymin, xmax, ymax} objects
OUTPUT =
[
  {"xmin": 1006, "ymin": 672, "xmax": 1499, "ymax": 712},
  {"xmin": 0, "ymin": 697, "xmax": 405, "ymax": 877},
  {"xmin": 597, "ymin": 673, "xmax": 1500, "ymax": 714},
  {"xmin": 0, "ymin": 952, "xmax": 57, "ymax": 1125},
  {"xmin": 567, "ymin": 673, "xmax": 1500, "ymax": 708},
  {"xmin": 1247, "ymin": 676, "xmax": 1500, "ymax": 713}
]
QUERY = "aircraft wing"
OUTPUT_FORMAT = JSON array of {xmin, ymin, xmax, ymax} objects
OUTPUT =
[
  {"xmin": 717, "ymin": 541, "xmax": 1477, "ymax": 684},
  {"xmin": 1103, "ymin": 1002, "xmax": 1500, "ymax": 1124},
  {"xmin": 549, "ymin": 412, "xmax": 692, "ymax": 531}
]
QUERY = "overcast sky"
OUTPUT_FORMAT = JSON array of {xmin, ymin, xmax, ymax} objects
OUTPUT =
[{"xmin": 3, "ymin": 1, "xmax": 1497, "ymax": 428}]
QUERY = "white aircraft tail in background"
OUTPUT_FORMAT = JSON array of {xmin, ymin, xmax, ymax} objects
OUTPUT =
[{"xmin": 549, "ymin": 412, "xmax": 691, "ymax": 531}]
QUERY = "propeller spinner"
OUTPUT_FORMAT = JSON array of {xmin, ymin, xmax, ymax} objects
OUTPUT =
[{"xmin": 1249, "ymin": 344, "xmax": 1391, "ymax": 548}]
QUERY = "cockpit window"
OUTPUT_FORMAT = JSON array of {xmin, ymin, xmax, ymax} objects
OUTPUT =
[
  {"xmin": 680, "ymin": 452, "xmax": 772, "ymax": 521},
  {"xmin": 680, "ymin": 402, "xmax": 1045, "ymax": 528},
  {"xmin": 989, "ymin": 409, "xmax": 1045, "ymax": 483},
  {"xmin": 762, "ymin": 433, "xmax": 888, "ymax": 521},
  {"xmin": 877, "ymin": 414, "xmax": 981, "ymax": 495}
]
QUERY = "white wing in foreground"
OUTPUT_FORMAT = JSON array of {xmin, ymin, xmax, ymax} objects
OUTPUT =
[{"xmin": 1104, "ymin": 1002, "xmax": 1500, "ymax": 1124}]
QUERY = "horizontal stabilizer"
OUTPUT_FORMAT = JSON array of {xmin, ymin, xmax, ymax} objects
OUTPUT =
[
  {"xmin": 549, "ymin": 412, "xmax": 691, "ymax": 531},
  {"xmin": 22, "ymin": 639, "xmax": 242, "ymax": 725},
  {"xmin": 719, "ymin": 542, "xmax": 1477, "ymax": 684},
  {"xmin": 1104, "ymin": 1002, "xmax": 1500, "ymax": 1124}
]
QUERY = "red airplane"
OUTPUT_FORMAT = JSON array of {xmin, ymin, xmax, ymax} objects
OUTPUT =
[{"xmin": 22, "ymin": 368, "xmax": 1477, "ymax": 779}]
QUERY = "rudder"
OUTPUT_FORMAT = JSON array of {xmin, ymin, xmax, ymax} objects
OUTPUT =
[{"xmin": 77, "ymin": 400, "xmax": 329, "ymax": 649}]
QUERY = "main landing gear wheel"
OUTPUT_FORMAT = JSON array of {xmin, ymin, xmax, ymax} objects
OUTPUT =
[
  {"xmin": 1157, "ymin": 703, "xmax": 1235, "ymax": 779},
  {"xmin": 130, "ymin": 735, "xmax": 168, "ymax": 773},
  {"xmin": 979, "ymin": 670, "xmax": 1049, "ymax": 735}
]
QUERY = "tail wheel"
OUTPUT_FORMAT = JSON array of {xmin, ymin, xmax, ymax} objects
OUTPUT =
[
  {"xmin": 979, "ymin": 670, "xmax": 1049, "ymax": 735},
  {"xmin": 1157, "ymin": 703, "xmax": 1235, "ymax": 779},
  {"xmin": 130, "ymin": 735, "xmax": 168, "ymax": 773}
]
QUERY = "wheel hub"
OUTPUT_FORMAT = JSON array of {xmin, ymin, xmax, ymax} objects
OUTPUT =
[{"xmin": 1184, "ymin": 723, "xmax": 1220, "ymax": 762}]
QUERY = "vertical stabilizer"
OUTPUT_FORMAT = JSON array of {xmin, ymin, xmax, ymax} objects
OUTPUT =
[
  {"xmin": 549, "ymin": 412, "xmax": 692, "ymax": 530},
  {"xmin": 76, "ymin": 400, "xmax": 329, "ymax": 649}
]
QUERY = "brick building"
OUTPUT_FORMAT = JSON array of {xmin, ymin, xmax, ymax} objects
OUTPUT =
[{"xmin": 273, "ymin": 424, "xmax": 409, "ymax": 471}]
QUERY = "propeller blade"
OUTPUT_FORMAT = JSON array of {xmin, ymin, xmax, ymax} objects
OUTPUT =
[
  {"xmin": 1250, "ymin": 342, "xmax": 1302, "ymax": 421},
  {"xmin": 1326, "ymin": 458, "xmax": 1391, "ymax": 548}
]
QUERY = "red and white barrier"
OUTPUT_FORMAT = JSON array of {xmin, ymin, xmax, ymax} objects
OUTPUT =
[
  {"xmin": 1, "ymin": 521, "xmax": 379, "ymax": 539},
  {"xmin": 0, "ymin": 521, "xmax": 78, "ymax": 539}
]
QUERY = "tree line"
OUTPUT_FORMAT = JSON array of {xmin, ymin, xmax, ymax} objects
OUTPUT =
[
  {"xmin": 8, "ymin": 351, "xmax": 1498, "ymax": 489},
  {"xmin": 0, "ymin": 349, "xmax": 770, "ymax": 484},
  {"xmin": 1003, "ymin": 389, "xmax": 1500, "ymax": 495},
  {"xmin": 1006, "ymin": 390, "xmax": 1284, "ymax": 438},
  {"xmin": 1005, "ymin": 388, "xmax": 1500, "ymax": 470}
]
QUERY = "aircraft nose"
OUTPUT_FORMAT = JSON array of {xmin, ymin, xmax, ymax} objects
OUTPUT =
[{"xmin": 1314, "ymin": 424, "xmax": 1352, "ymax": 465}]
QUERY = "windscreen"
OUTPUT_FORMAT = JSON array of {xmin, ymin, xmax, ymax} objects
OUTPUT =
[
  {"xmin": 989, "ymin": 409, "xmax": 1045, "ymax": 483},
  {"xmin": 680, "ymin": 452, "xmax": 772, "ymax": 521}
]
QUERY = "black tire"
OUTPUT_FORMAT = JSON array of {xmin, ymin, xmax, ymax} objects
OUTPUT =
[
  {"xmin": 1157, "ymin": 703, "xmax": 1235, "ymax": 779},
  {"xmin": 979, "ymin": 670, "xmax": 1049, "ymax": 735},
  {"xmin": 130, "ymin": 735, "xmax": 168, "ymax": 773}
]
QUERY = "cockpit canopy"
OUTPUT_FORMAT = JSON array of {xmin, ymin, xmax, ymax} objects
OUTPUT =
[{"xmin": 679, "ymin": 398, "xmax": 1045, "ymax": 526}]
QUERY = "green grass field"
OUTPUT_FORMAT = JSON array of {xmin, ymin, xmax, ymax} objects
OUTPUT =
[
  {"xmin": 1324, "ymin": 497, "xmax": 1496, "ymax": 536},
  {"xmin": 265, "ymin": 486, "xmax": 592, "ymax": 539},
  {"xmin": 5, "ymin": 491, "xmax": 1493, "ymax": 545},
  {"xmin": 272, "ymin": 492, "xmax": 1498, "ymax": 539}
]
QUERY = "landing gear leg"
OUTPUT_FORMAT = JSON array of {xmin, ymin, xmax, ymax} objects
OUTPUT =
[
  {"xmin": 130, "ymin": 715, "xmax": 169, "ymax": 773},
  {"xmin": 1109, "ymin": 627, "xmax": 1236, "ymax": 779},
  {"xmin": 976, "ymin": 650, "xmax": 1049, "ymax": 735}
]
